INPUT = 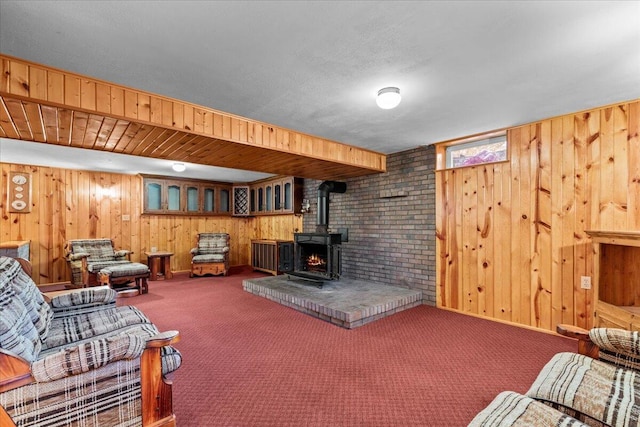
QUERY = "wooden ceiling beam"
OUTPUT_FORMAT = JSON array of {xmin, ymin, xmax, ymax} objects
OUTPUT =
[{"xmin": 0, "ymin": 54, "xmax": 386, "ymax": 180}]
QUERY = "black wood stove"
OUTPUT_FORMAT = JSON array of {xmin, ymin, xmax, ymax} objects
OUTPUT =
[{"xmin": 288, "ymin": 181, "xmax": 346, "ymax": 286}]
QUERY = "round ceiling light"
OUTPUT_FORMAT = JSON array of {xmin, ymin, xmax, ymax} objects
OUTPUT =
[
  {"xmin": 172, "ymin": 162, "xmax": 186, "ymax": 172},
  {"xmin": 376, "ymin": 87, "xmax": 401, "ymax": 109}
]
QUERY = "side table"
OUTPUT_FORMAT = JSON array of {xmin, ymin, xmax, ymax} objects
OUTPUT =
[{"xmin": 145, "ymin": 251, "xmax": 174, "ymax": 281}]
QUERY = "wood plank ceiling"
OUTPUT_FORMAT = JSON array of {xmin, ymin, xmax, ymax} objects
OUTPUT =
[{"xmin": 0, "ymin": 54, "xmax": 386, "ymax": 181}]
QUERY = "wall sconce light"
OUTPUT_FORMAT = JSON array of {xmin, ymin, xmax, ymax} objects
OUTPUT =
[
  {"xmin": 376, "ymin": 87, "xmax": 401, "ymax": 109},
  {"xmin": 172, "ymin": 162, "xmax": 186, "ymax": 172},
  {"xmin": 301, "ymin": 199, "xmax": 311, "ymax": 214}
]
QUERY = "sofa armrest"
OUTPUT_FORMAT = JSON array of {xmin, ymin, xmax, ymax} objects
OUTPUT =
[
  {"xmin": 45, "ymin": 286, "xmax": 117, "ymax": 309},
  {"xmin": 0, "ymin": 349, "xmax": 33, "ymax": 393},
  {"xmin": 146, "ymin": 330, "xmax": 180, "ymax": 348},
  {"xmin": 141, "ymin": 330, "xmax": 180, "ymax": 426},
  {"xmin": 68, "ymin": 252, "xmax": 90, "ymax": 261},
  {"xmin": 114, "ymin": 249, "xmax": 132, "ymax": 259},
  {"xmin": 557, "ymin": 324, "xmax": 598, "ymax": 359}
]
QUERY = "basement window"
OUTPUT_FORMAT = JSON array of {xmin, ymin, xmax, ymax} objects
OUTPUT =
[{"xmin": 441, "ymin": 132, "xmax": 508, "ymax": 169}]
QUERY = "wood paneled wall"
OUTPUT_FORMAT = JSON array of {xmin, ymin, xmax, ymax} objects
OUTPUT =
[
  {"xmin": 436, "ymin": 100, "xmax": 640, "ymax": 331},
  {"xmin": 0, "ymin": 163, "xmax": 302, "ymax": 285}
]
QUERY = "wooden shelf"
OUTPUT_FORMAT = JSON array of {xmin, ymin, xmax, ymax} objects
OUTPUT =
[{"xmin": 587, "ymin": 230, "xmax": 640, "ymax": 331}]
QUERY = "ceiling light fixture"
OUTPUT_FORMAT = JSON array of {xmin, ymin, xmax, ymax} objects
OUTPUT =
[
  {"xmin": 172, "ymin": 162, "xmax": 186, "ymax": 172},
  {"xmin": 376, "ymin": 87, "xmax": 401, "ymax": 109}
]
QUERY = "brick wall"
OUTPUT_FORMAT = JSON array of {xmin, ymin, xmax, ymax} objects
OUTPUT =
[{"xmin": 302, "ymin": 146, "xmax": 436, "ymax": 304}]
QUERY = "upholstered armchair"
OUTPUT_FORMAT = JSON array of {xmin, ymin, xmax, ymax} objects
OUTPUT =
[
  {"xmin": 190, "ymin": 233, "xmax": 230, "ymax": 277},
  {"xmin": 0, "ymin": 256, "xmax": 182, "ymax": 426},
  {"xmin": 65, "ymin": 238, "xmax": 135, "ymax": 288}
]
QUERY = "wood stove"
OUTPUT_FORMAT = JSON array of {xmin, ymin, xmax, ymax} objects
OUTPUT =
[
  {"xmin": 288, "ymin": 180, "xmax": 346, "ymax": 285},
  {"xmin": 293, "ymin": 233, "xmax": 341, "ymax": 281}
]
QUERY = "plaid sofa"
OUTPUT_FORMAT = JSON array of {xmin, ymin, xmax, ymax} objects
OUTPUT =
[
  {"xmin": 0, "ymin": 256, "xmax": 182, "ymax": 426},
  {"xmin": 65, "ymin": 238, "xmax": 135, "ymax": 288},
  {"xmin": 470, "ymin": 328, "xmax": 640, "ymax": 427}
]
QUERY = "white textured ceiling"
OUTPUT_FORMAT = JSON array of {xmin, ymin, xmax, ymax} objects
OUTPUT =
[{"xmin": 0, "ymin": 0, "xmax": 639, "ymax": 181}]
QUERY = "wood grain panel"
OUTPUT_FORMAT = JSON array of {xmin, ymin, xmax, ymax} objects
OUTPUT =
[
  {"xmin": 0, "ymin": 54, "xmax": 385, "ymax": 181},
  {"xmin": 436, "ymin": 100, "xmax": 640, "ymax": 332},
  {"xmin": 0, "ymin": 163, "xmax": 301, "ymax": 286}
]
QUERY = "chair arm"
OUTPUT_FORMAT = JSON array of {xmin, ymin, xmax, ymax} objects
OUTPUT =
[
  {"xmin": 0, "ymin": 349, "xmax": 33, "ymax": 393},
  {"xmin": 67, "ymin": 252, "xmax": 90, "ymax": 261},
  {"xmin": 114, "ymin": 249, "xmax": 132, "ymax": 260},
  {"xmin": 557, "ymin": 324, "xmax": 598, "ymax": 359},
  {"xmin": 141, "ymin": 331, "xmax": 180, "ymax": 426},
  {"xmin": 190, "ymin": 247, "xmax": 198, "ymax": 256},
  {"xmin": 45, "ymin": 286, "xmax": 117, "ymax": 308},
  {"xmin": 146, "ymin": 330, "xmax": 180, "ymax": 348}
]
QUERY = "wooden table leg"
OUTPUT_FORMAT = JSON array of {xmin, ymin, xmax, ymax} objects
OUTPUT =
[
  {"xmin": 149, "ymin": 257, "xmax": 159, "ymax": 281},
  {"xmin": 162, "ymin": 255, "xmax": 172, "ymax": 279}
]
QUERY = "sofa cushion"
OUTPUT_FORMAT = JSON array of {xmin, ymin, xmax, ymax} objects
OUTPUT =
[
  {"xmin": 196, "ymin": 233, "xmax": 229, "ymax": 255},
  {"xmin": 192, "ymin": 253, "xmax": 226, "ymax": 263},
  {"xmin": 86, "ymin": 259, "xmax": 133, "ymax": 273},
  {"xmin": 99, "ymin": 262, "xmax": 150, "ymax": 278},
  {"xmin": 41, "ymin": 305, "xmax": 154, "ymax": 352},
  {"xmin": 590, "ymin": 328, "xmax": 640, "ymax": 370},
  {"xmin": 527, "ymin": 352, "xmax": 640, "ymax": 427},
  {"xmin": 0, "ymin": 256, "xmax": 51, "ymax": 362},
  {"xmin": 69, "ymin": 239, "xmax": 117, "ymax": 262},
  {"xmin": 469, "ymin": 391, "xmax": 588, "ymax": 427},
  {"xmin": 32, "ymin": 333, "xmax": 147, "ymax": 382}
]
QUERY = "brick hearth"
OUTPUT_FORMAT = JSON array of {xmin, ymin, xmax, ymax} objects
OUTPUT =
[{"xmin": 242, "ymin": 276, "xmax": 422, "ymax": 329}]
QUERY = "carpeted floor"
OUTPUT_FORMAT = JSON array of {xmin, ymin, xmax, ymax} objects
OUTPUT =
[{"xmin": 125, "ymin": 267, "xmax": 576, "ymax": 426}]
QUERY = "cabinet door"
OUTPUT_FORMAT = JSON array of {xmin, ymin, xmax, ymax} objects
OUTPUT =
[
  {"xmin": 203, "ymin": 187, "xmax": 216, "ymax": 213},
  {"xmin": 257, "ymin": 187, "xmax": 265, "ymax": 212},
  {"xmin": 186, "ymin": 185, "xmax": 200, "ymax": 213},
  {"xmin": 167, "ymin": 184, "xmax": 182, "ymax": 212},
  {"xmin": 144, "ymin": 180, "xmax": 165, "ymax": 213},
  {"xmin": 250, "ymin": 188, "xmax": 257, "ymax": 214},
  {"xmin": 219, "ymin": 188, "xmax": 231, "ymax": 214},
  {"xmin": 283, "ymin": 178, "xmax": 293, "ymax": 212},
  {"xmin": 265, "ymin": 184, "xmax": 273, "ymax": 212},
  {"xmin": 274, "ymin": 181, "xmax": 283, "ymax": 211}
]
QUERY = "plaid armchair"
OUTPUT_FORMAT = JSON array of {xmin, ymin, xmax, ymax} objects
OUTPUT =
[
  {"xmin": 0, "ymin": 256, "xmax": 182, "ymax": 426},
  {"xmin": 471, "ymin": 327, "xmax": 640, "ymax": 427},
  {"xmin": 65, "ymin": 238, "xmax": 133, "ymax": 288},
  {"xmin": 190, "ymin": 233, "xmax": 230, "ymax": 277}
]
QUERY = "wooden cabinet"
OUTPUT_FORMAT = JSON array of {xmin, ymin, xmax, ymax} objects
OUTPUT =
[
  {"xmin": 142, "ymin": 175, "xmax": 231, "ymax": 215},
  {"xmin": 249, "ymin": 176, "xmax": 303, "ymax": 215},
  {"xmin": 251, "ymin": 239, "xmax": 294, "ymax": 275},
  {"xmin": 586, "ymin": 230, "xmax": 640, "ymax": 331}
]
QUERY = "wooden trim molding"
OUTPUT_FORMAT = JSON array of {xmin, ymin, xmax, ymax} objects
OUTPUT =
[{"xmin": 0, "ymin": 54, "xmax": 386, "ymax": 181}]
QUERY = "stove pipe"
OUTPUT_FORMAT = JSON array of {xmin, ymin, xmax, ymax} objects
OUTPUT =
[{"xmin": 316, "ymin": 181, "xmax": 347, "ymax": 233}]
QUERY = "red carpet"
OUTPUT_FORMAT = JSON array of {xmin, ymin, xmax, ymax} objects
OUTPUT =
[{"xmin": 126, "ymin": 267, "xmax": 576, "ymax": 426}]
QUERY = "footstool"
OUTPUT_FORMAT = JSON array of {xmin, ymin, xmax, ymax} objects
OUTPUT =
[{"xmin": 98, "ymin": 263, "xmax": 150, "ymax": 296}]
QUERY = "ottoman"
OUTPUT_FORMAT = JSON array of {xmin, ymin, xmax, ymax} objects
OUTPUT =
[{"xmin": 98, "ymin": 262, "xmax": 150, "ymax": 296}]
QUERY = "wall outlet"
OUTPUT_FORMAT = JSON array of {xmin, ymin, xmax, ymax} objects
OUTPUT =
[
  {"xmin": 122, "ymin": 214, "xmax": 130, "ymax": 221},
  {"xmin": 580, "ymin": 276, "xmax": 592, "ymax": 289}
]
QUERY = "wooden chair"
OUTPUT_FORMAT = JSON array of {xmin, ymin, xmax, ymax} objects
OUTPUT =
[
  {"xmin": 65, "ymin": 238, "xmax": 133, "ymax": 288},
  {"xmin": 190, "ymin": 233, "xmax": 230, "ymax": 277}
]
